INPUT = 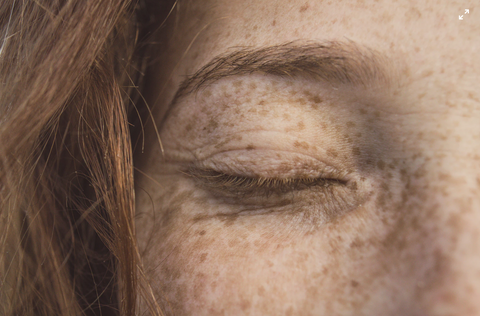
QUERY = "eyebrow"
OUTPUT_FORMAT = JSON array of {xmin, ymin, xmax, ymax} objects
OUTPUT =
[{"xmin": 174, "ymin": 40, "xmax": 393, "ymax": 99}]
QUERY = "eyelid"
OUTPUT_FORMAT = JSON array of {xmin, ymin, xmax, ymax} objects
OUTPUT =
[
  {"xmin": 185, "ymin": 166, "xmax": 346, "ymax": 198},
  {"xmin": 190, "ymin": 149, "xmax": 354, "ymax": 182}
]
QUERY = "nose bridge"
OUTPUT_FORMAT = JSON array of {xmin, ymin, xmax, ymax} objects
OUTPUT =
[{"xmin": 414, "ymin": 151, "xmax": 480, "ymax": 314}]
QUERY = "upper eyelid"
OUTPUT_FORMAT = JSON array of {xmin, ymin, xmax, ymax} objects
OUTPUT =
[{"xmin": 184, "ymin": 167, "xmax": 346, "ymax": 195}]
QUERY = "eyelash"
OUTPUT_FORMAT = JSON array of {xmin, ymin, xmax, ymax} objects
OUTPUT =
[{"xmin": 185, "ymin": 167, "xmax": 346, "ymax": 199}]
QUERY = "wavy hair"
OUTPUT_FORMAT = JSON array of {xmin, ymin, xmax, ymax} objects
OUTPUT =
[{"xmin": 0, "ymin": 0, "xmax": 171, "ymax": 315}]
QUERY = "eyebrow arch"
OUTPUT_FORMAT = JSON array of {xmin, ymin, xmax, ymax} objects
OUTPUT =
[{"xmin": 173, "ymin": 40, "xmax": 393, "ymax": 99}]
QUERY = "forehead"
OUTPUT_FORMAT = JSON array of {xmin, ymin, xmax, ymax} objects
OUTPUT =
[{"xmin": 170, "ymin": 0, "xmax": 478, "ymax": 98}]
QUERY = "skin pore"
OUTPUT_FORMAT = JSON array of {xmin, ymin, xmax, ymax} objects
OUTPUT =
[{"xmin": 135, "ymin": 0, "xmax": 480, "ymax": 315}]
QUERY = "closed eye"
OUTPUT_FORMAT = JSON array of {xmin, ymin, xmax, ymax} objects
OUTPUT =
[{"xmin": 185, "ymin": 167, "xmax": 347, "ymax": 198}]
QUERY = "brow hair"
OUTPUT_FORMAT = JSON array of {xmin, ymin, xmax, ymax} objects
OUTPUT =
[{"xmin": 174, "ymin": 40, "xmax": 392, "ymax": 99}]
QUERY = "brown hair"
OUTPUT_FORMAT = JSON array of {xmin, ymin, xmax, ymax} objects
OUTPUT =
[{"xmin": 0, "ymin": 0, "xmax": 170, "ymax": 315}]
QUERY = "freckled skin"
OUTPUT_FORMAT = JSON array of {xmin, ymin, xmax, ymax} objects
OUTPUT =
[{"xmin": 136, "ymin": 0, "xmax": 480, "ymax": 315}]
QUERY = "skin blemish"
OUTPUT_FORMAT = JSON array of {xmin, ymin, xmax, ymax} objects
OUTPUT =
[
  {"xmin": 327, "ymin": 149, "xmax": 339, "ymax": 158},
  {"xmin": 299, "ymin": 3, "xmax": 309, "ymax": 12},
  {"xmin": 293, "ymin": 140, "xmax": 309, "ymax": 150},
  {"xmin": 309, "ymin": 95, "xmax": 323, "ymax": 104},
  {"xmin": 246, "ymin": 144, "xmax": 255, "ymax": 150},
  {"xmin": 258, "ymin": 285, "xmax": 266, "ymax": 296},
  {"xmin": 203, "ymin": 118, "xmax": 219, "ymax": 132},
  {"xmin": 377, "ymin": 160, "xmax": 386, "ymax": 170},
  {"xmin": 184, "ymin": 123, "xmax": 193, "ymax": 133},
  {"xmin": 199, "ymin": 253, "xmax": 208, "ymax": 262},
  {"xmin": 353, "ymin": 146, "xmax": 361, "ymax": 156},
  {"xmin": 203, "ymin": 89, "xmax": 212, "ymax": 98}
]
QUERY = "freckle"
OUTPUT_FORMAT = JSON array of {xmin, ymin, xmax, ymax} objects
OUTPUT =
[
  {"xmin": 258, "ymin": 285, "xmax": 266, "ymax": 296},
  {"xmin": 446, "ymin": 100, "xmax": 457, "ymax": 108},
  {"xmin": 246, "ymin": 144, "xmax": 255, "ymax": 150},
  {"xmin": 271, "ymin": 19, "xmax": 276, "ymax": 26},
  {"xmin": 198, "ymin": 230, "xmax": 206, "ymax": 236},
  {"xmin": 240, "ymin": 299, "xmax": 251, "ymax": 311},
  {"xmin": 185, "ymin": 123, "xmax": 193, "ymax": 132},
  {"xmin": 258, "ymin": 100, "xmax": 265, "ymax": 106},
  {"xmin": 203, "ymin": 90, "xmax": 212, "ymax": 98},
  {"xmin": 249, "ymin": 82, "xmax": 257, "ymax": 90},
  {"xmin": 286, "ymin": 306, "xmax": 294, "ymax": 316},
  {"xmin": 310, "ymin": 95, "xmax": 322, "ymax": 104},
  {"xmin": 228, "ymin": 238, "xmax": 239, "ymax": 247},
  {"xmin": 220, "ymin": 215, "xmax": 237, "ymax": 226},
  {"xmin": 293, "ymin": 140, "xmax": 309, "ymax": 149},
  {"xmin": 199, "ymin": 253, "xmax": 207, "ymax": 263},
  {"xmin": 298, "ymin": 97, "xmax": 306, "ymax": 105},
  {"xmin": 351, "ymin": 280, "xmax": 360, "ymax": 287},
  {"xmin": 377, "ymin": 160, "xmax": 385, "ymax": 170},
  {"xmin": 350, "ymin": 237, "xmax": 363, "ymax": 248},
  {"xmin": 353, "ymin": 147, "xmax": 361, "ymax": 156},
  {"xmin": 359, "ymin": 108, "xmax": 367, "ymax": 115},
  {"xmin": 245, "ymin": 33, "xmax": 251, "ymax": 39},
  {"xmin": 299, "ymin": 3, "xmax": 309, "ymax": 12},
  {"xmin": 346, "ymin": 121, "xmax": 355, "ymax": 128},
  {"xmin": 252, "ymin": 25, "xmax": 258, "ymax": 31},
  {"xmin": 438, "ymin": 172, "xmax": 451, "ymax": 181},
  {"xmin": 421, "ymin": 69, "xmax": 434, "ymax": 78},
  {"xmin": 376, "ymin": 193, "xmax": 387, "ymax": 208},
  {"xmin": 327, "ymin": 149, "xmax": 338, "ymax": 157},
  {"xmin": 204, "ymin": 118, "xmax": 218, "ymax": 132},
  {"xmin": 233, "ymin": 80, "xmax": 243, "ymax": 87},
  {"xmin": 297, "ymin": 121, "xmax": 305, "ymax": 130},
  {"xmin": 258, "ymin": 109, "xmax": 269, "ymax": 117},
  {"xmin": 349, "ymin": 181, "xmax": 358, "ymax": 191}
]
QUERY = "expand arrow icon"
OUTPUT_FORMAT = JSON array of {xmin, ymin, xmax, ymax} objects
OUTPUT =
[
  {"xmin": 465, "ymin": 9, "xmax": 469, "ymax": 14},
  {"xmin": 459, "ymin": 15, "xmax": 463, "ymax": 20}
]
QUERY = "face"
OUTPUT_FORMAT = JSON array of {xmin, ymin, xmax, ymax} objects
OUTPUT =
[{"xmin": 135, "ymin": 1, "xmax": 480, "ymax": 315}]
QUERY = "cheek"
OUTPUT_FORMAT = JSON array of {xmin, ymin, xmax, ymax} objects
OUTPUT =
[{"xmin": 137, "ymin": 171, "xmax": 435, "ymax": 315}]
